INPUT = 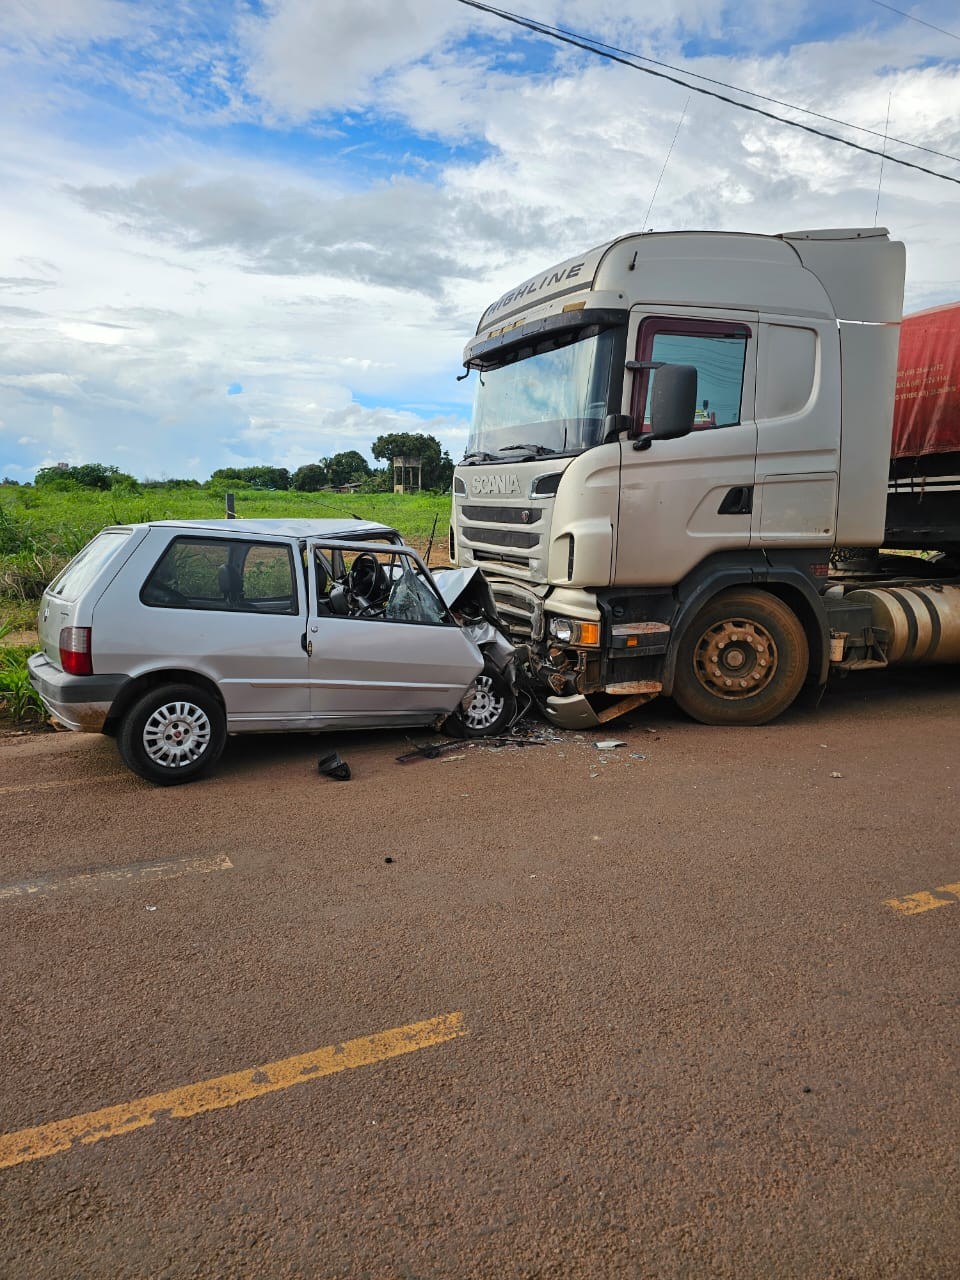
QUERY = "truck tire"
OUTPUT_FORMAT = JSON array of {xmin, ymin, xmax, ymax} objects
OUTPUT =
[
  {"xmin": 672, "ymin": 589, "xmax": 808, "ymax": 726},
  {"xmin": 118, "ymin": 683, "xmax": 226, "ymax": 785}
]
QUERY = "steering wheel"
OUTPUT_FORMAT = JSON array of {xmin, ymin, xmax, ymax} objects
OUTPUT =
[{"xmin": 346, "ymin": 553, "xmax": 389, "ymax": 612}]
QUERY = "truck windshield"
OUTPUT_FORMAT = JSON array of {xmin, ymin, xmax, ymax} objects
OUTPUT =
[{"xmin": 466, "ymin": 325, "xmax": 618, "ymax": 458}]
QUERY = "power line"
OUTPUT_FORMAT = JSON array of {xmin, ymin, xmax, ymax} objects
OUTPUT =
[
  {"xmin": 522, "ymin": 12, "xmax": 960, "ymax": 168},
  {"xmin": 458, "ymin": 0, "xmax": 960, "ymax": 189},
  {"xmin": 870, "ymin": 1, "xmax": 960, "ymax": 44}
]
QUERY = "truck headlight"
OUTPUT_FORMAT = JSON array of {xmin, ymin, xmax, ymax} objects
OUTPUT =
[{"xmin": 548, "ymin": 617, "xmax": 600, "ymax": 647}]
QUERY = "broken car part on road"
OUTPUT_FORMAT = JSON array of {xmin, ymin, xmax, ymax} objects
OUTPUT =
[
  {"xmin": 395, "ymin": 736, "xmax": 548, "ymax": 764},
  {"xmin": 317, "ymin": 750, "xmax": 351, "ymax": 781}
]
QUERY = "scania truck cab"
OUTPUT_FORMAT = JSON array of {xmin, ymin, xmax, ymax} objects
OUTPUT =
[{"xmin": 450, "ymin": 227, "xmax": 916, "ymax": 728}]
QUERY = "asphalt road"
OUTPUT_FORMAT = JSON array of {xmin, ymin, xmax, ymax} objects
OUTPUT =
[{"xmin": 1, "ymin": 668, "xmax": 958, "ymax": 1279}]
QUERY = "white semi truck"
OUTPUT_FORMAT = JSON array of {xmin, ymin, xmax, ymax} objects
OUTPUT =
[{"xmin": 449, "ymin": 227, "xmax": 960, "ymax": 728}]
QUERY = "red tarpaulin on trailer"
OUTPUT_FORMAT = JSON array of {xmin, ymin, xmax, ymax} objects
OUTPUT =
[{"xmin": 892, "ymin": 302, "xmax": 960, "ymax": 460}]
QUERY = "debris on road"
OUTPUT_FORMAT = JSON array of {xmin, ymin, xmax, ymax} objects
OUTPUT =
[
  {"xmin": 395, "ymin": 736, "xmax": 548, "ymax": 764},
  {"xmin": 318, "ymin": 750, "xmax": 351, "ymax": 781},
  {"xmin": 594, "ymin": 739, "xmax": 627, "ymax": 750}
]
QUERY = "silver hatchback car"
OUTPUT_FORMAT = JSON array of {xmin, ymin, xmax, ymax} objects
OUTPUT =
[{"xmin": 28, "ymin": 518, "xmax": 517, "ymax": 784}]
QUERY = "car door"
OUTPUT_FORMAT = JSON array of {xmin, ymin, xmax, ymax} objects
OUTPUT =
[
  {"xmin": 131, "ymin": 533, "xmax": 312, "ymax": 729},
  {"xmin": 304, "ymin": 540, "xmax": 484, "ymax": 725}
]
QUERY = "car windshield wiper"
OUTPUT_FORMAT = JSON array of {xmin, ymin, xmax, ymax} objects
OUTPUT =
[
  {"xmin": 497, "ymin": 443, "xmax": 555, "ymax": 457},
  {"xmin": 461, "ymin": 450, "xmax": 498, "ymax": 464}
]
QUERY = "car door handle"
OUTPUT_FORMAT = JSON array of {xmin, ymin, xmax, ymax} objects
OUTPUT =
[
  {"xmin": 718, "ymin": 485, "xmax": 753, "ymax": 515},
  {"xmin": 301, "ymin": 632, "xmax": 313, "ymax": 656}
]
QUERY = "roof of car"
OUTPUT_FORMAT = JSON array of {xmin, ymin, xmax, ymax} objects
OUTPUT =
[{"xmin": 140, "ymin": 518, "xmax": 400, "ymax": 540}]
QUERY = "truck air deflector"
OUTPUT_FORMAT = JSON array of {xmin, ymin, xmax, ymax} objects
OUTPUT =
[{"xmin": 464, "ymin": 308, "xmax": 629, "ymax": 371}]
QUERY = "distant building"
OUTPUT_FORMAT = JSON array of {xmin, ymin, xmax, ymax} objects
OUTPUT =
[{"xmin": 393, "ymin": 456, "xmax": 422, "ymax": 494}]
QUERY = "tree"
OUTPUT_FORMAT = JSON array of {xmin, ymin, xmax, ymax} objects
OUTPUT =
[
  {"xmin": 291, "ymin": 462, "xmax": 329, "ymax": 491},
  {"xmin": 370, "ymin": 432, "xmax": 452, "ymax": 491},
  {"xmin": 327, "ymin": 451, "xmax": 371, "ymax": 487},
  {"xmin": 143, "ymin": 478, "xmax": 201, "ymax": 489},
  {"xmin": 34, "ymin": 463, "xmax": 137, "ymax": 490},
  {"xmin": 209, "ymin": 466, "xmax": 290, "ymax": 490}
]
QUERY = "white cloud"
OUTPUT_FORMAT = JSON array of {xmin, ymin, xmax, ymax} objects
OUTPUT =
[
  {"xmin": 0, "ymin": 0, "xmax": 135, "ymax": 46},
  {"xmin": 241, "ymin": 0, "xmax": 468, "ymax": 118},
  {"xmin": 1, "ymin": 0, "xmax": 959, "ymax": 483}
]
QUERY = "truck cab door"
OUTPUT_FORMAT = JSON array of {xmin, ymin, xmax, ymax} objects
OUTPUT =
[{"xmin": 615, "ymin": 308, "xmax": 759, "ymax": 588}]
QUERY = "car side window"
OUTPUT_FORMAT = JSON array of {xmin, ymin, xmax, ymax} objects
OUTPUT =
[
  {"xmin": 313, "ymin": 545, "xmax": 448, "ymax": 625},
  {"xmin": 141, "ymin": 537, "xmax": 298, "ymax": 614}
]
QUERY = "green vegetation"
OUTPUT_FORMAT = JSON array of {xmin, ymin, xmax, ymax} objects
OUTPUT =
[
  {"xmin": 34, "ymin": 462, "xmax": 138, "ymax": 491},
  {"xmin": 0, "ymin": 620, "xmax": 44, "ymax": 725},
  {"xmin": 0, "ymin": 645, "xmax": 45, "ymax": 725},
  {"xmin": 0, "ymin": 482, "xmax": 449, "ymax": 610}
]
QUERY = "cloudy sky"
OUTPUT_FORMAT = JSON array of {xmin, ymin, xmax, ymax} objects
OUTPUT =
[{"xmin": 1, "ymin": 0, "xmax": 959, "ymax": 482}]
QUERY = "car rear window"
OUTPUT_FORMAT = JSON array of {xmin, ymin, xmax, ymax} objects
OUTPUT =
[
  {"xmin": 141, "ymin": 536, "xmax": 298, "ymax": 614},
  {"xmin": 48, "ymin": 530, "xmax": 133, "ymax": 602}
]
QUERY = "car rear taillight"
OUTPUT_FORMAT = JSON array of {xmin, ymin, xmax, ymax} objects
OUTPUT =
[{"xmin": 59, "ymin": 626, "xmax": 93, "ymax": 676}]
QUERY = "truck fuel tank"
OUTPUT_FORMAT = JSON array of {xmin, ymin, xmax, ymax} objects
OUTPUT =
[{"xmin": 845, "ymin": 584, "xmax": 960, "ymax": 665}]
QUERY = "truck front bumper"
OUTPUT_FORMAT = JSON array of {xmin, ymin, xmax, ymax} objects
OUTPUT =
[
  {"xmin": 541, "ymin": 693, "xmax": 602, "ymax": 729},
  {"xmin": 27, "ymin": 653, "xmax": 129, "ymax": 732}
]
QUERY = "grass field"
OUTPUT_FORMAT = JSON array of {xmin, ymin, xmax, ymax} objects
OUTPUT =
[
  {"xmin": 0, "ymin": 485, "xmax": 451, "ymax": 620},
  {"xmin": 0, "ymin": 485, "xmax": 452, "ymax": 724}
]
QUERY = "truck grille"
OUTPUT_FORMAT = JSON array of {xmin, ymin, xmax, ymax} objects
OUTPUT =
[
  {"xmin": 456, "ymin": 500, "xmax": 547, "ymax": 577},
  {"xmin": 461, "ymin": 505, "xmax": 542, "ymax": 525},
  {"xmin": 462, "ymin": 526, "xmax": 539, "ymax": 550},
  {"xmin": 489, "ymin": 580, "xmax": 543, "ymax": 641}
]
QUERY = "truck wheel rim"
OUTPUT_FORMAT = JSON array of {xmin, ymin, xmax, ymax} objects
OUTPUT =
[
  {"xmin": 143, "ymin": 700, "xmax": 212, "ymax": 768},
  {"xmin": 462, "ymin": 674, "xmax": 504, "ymax": 730},
  {"xmin": 692, "ymin": 617, "xmax": 778, "ymax": 700}
]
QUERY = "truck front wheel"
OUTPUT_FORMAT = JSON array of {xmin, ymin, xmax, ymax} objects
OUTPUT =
[{"xmin": 672, "ymin": 589, "xmax": 808, "ymax": 726}]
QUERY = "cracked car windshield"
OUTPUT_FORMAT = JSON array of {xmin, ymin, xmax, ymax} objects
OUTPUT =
[{"xmin": 466, "ymin": 326, "xmax": 618, "ymax": 458}]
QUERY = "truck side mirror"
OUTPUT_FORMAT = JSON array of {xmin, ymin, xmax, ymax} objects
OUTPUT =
[
  {"xmin": 603, "ymin": 413, "xmax": 635, "ymax": 441},
  {"xmin": 650, "ymin": 364, "xmax": 697, "ymax": 440}
]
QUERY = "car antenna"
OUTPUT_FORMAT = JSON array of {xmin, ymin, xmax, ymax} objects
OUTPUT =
[{"xmin": 424, "ymin": 512, "xmax": 439, "ymax": 565}]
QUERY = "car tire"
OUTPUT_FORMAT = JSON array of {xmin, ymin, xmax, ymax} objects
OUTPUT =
[
  {"xmin": 672, "ymin": 589, "xmax": 808, "ymax": 726},
  {"xmin": 118, "ymin": 683, "xmax": 226, "ymax": 785},
  {"xmin": 444, "ymin": 658, "xmax": 517, "ymax": 738}
]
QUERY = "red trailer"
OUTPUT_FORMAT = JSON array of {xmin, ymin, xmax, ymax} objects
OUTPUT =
[
  {"xmin": 886, "ymin": 303, "xmax": 960, "ymax": 555},
  {"xmin": 892, "ymin": 302, "xmax": 960, "ymax": 464}
]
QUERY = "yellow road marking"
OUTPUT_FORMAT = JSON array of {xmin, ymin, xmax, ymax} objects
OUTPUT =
[
  {"xmin": 0, "ymin": 777, "xmax": 120, "ymax": 797},
  {"xmin": 884, "ymin": 881, "xmax": 960, "ymax": 916},
  {"xmin": 0, "ymin": 853, "xmax": 234, "ymax": 902},
  {"xmin": 0, "ymin": 1012, "xmax": 466, "ymax": 1171}
]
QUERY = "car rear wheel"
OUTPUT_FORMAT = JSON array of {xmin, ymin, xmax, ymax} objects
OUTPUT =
[{"xmin": 118, "ymin": 683, "xmax": 226, "ymax": 785}]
